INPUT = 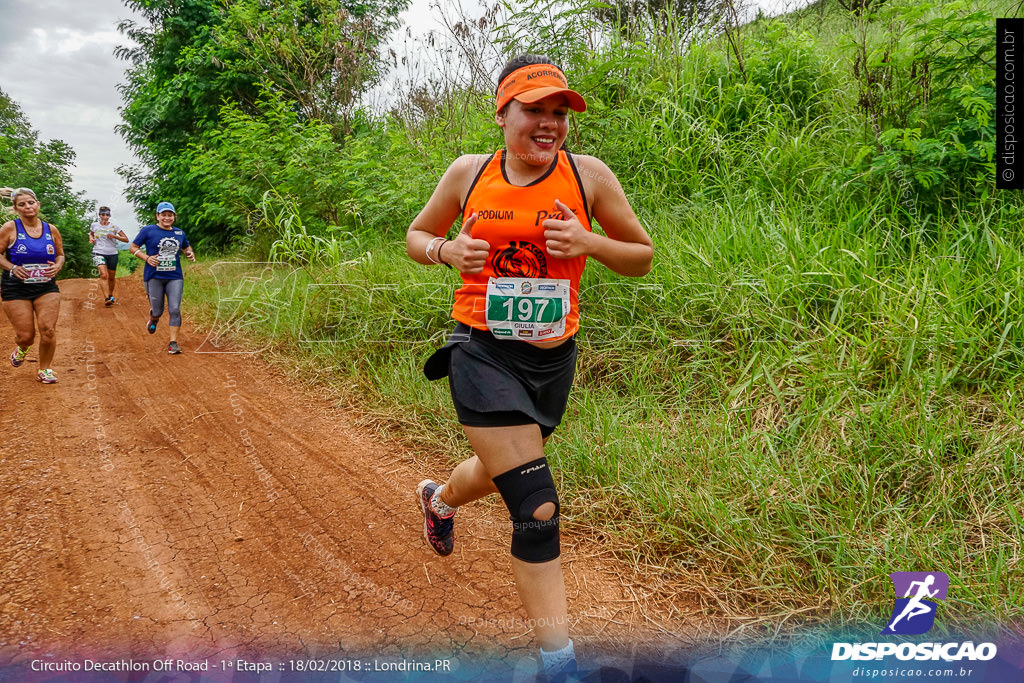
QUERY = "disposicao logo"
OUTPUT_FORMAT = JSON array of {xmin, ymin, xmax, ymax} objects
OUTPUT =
[
  {"xmin": 831, "ymin": 571, "xmax": 998, "ymax": 662},
  {"xmin": 882, "ymin": 571, "xmax": 949, "ymax": 635}
]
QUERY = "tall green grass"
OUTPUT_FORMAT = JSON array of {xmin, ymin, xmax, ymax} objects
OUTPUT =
[{"xmin": 186, "ymin": 195, "xmax": 1023, "ymax": 629}]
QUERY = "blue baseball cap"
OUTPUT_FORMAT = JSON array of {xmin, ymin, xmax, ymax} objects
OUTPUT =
[{"xmin": 156, "ymin": 201, "xmax": 176, "ymax": 214}]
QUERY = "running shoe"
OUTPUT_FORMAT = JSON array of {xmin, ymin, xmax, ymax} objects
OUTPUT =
[
  {"xmin": 37, "ymin": 369, "xmax": 58, "ymax": 384},
  {"xmin": 105, "ymin": 296, "xmax": 114, "ymax": 307},
  {"xmin": 541, "ymin": 648, "xmax": 580, "ymax": 683},
  {"xmin": 10, "ymin": 346, "xmax": 29, "ymax": 367},
  {"xmin": 417, "ymin": 479, "xmax": 455, "ymax": 556},
  {"xmin": 167, "ymin": 341, "xmax": 182, "ymax": 355},
  {"xmin": 147, "ymin": 318, "xmax": 157, "ymax": 334},
  {"xmin": 545, "ymin": 662, "xmax": 581, "ymax": 683}
]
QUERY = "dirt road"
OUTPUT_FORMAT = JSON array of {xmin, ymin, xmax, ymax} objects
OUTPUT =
[{"xmin": 0, "ymin": 277, "xmax": 701, "ymax": 675}]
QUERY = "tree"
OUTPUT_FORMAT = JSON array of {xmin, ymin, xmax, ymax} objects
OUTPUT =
[
  {"xmin": 0, "ymin": 88, "xmax": 95, "ymax": 277},
  {"xmin": 116, "ymin": 0, "xmax": 260, "ymax": 246},
  {"xmin": 216, "ymin": 0, "xmax": 411, "ymax": 138},
  {"xmin": 116, "ymin": 0, "xmax": 411, "ymax": 246}
]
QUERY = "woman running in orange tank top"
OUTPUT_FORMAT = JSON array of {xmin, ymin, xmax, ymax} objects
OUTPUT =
[{"xmin": 406, "ymin": 54, "xmax": 653, "ymax": 679}]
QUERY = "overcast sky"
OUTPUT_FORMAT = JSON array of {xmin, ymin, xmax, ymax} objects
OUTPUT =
[
  {"xmin": 0, "ymin": 0, "xmax": 800, "ymax": 240},
  {"xmin": 0, "ymin": 0, "xmax": 143, "ymax": 235},
  {"xmin": 0, "ymin": 0, "xmax": 449, "ymax": 239}
]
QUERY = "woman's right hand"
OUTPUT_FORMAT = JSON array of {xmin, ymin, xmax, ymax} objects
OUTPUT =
[
  {"xmin": 8, "ymin": 265, "xmax": 26, "ymax": 281},
  {"xmin": 447, "ymin": 213, "xmax": 490, "ymax": 274},
  {"xmin": 146, "ymin": 254, "xmax": 160, "ymax": 267}
]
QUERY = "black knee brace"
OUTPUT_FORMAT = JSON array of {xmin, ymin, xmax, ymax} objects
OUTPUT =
[{"xmin": 492, "ymin": 457, "xmax": 560, "ymax": 563}]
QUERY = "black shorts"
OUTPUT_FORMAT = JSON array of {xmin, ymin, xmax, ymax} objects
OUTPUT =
[
  {"xmin": 0, "ymin": 271, "xmax": 60, "ymax": 301},
  {"xmin": 92, "ymin": 253, "xmax": 119, "ymax": 271},
  {"xmin": 424, "ymin": 322, "xmax": 578, "ymax": 438}
]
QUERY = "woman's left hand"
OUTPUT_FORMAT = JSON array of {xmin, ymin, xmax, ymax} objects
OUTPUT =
[
  {"xmin": 185, "ymin": 249, "xmax": 196, "ymax": 262},
  {"xmin": 43, "ymin": 261, "xmax": 61, "ymax": 278},
  {"xmin": 542, "ymin": 199, "xmax": 592, "ymax": 260}
]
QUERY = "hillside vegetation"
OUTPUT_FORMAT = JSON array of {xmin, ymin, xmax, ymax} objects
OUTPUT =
[{"xmin": 0, "ymin": 89, "xmax": 96, "ymax": 276}]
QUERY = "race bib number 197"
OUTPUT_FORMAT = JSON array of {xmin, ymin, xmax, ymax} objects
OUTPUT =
[{"xmin": 485, "ymin": 277, "xmax": 570, "ymax": 340}]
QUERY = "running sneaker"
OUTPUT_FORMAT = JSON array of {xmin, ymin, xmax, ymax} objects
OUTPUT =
[
  {"xmin": 545, "ymin": 662, "xmax": 585, "ymax": 683},
  {"xmin": 167, "ymin": 341, "xmax": 182, "ymax": 355},
  {"xmin": 104, "ymin": 296, "xmax": 114, "ymax": 307},
  {"xmin": 37, "ymin": 369, "xmax": 58, "ymax": 384},
  {"xmin": 147, "ymin": 318, "xmax": 158, "ymax": 334},
  {"xmin": 541, "ymin": 643, "xmax": 579, "ymax": 683},
  {"xmin": 10, "ymin": 346, "xmax": 29, "ymax": 367},
  {"xmin": 544, "ymin": 661, "xmax": 581, "ymax": 683},
  {"xmin": 417, "ymin": 479, "xmax": 455, "ymax": 556}
]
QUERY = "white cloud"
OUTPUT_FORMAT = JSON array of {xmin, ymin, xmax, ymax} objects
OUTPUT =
[{"xmin": 50, "ymin": 27, "xmax": 122, "ymax": 55}]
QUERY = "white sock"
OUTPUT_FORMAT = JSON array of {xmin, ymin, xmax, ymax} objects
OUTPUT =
[
  {"xmin": 430, "ymin": 485, "xmax": 457, "ymax": 518},
  {"xmin": 540, "ymin": 639, "xmax": 575, "ymax": 674}
]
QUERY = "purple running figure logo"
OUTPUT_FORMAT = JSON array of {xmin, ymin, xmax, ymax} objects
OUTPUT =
[{"xmin": 882, "ymin": 572, "xmax": 949, "ymax": 635}]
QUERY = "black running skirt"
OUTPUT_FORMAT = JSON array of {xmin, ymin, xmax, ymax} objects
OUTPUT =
[
  {"xmin": 1, "ymin": 271, "xmax": 60, "ymax": 301},
  {"xmin": 424, "ymin": 322, "xmax": 578, "ymax": 437}
]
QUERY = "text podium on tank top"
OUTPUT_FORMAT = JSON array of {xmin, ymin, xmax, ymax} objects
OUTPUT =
[{"xmin": 453, "ymin": 149, "xmax": 591, "ymax": 343}]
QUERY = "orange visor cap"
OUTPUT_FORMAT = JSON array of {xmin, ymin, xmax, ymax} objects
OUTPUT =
[{"xmin": 496, "ymin": 64, "xmax": 587, "ymax": 114}]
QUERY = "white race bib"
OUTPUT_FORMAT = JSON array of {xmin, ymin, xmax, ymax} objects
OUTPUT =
[
  {"xmin": 156, "ymin": 258, "xmax": 177, "ymax": 272},
  {"xmin": 22, "ymin": 263, "xmax": 52, "ymax": 284},
  {"xmin": 485, "ymin": 277, "xmax": 570, "ymax": 340}
]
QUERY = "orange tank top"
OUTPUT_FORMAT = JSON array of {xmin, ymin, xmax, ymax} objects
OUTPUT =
[{"xmin": 452, "ymin": 149, "xmax": 592, "ymax": 341}]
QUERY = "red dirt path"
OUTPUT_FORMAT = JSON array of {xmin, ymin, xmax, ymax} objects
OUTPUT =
[{"xmin": 0, "ymin": 276, "xmax": 703, "ymax": 673}]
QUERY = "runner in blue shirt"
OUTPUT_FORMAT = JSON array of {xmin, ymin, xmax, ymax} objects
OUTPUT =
[
  {"xmin": 0, "ymin": 188, "xmax": 65, "ymax": 383},
  {"xmin": 129, "ymin": 202, "xmax": 196, "ymax": 354}
]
